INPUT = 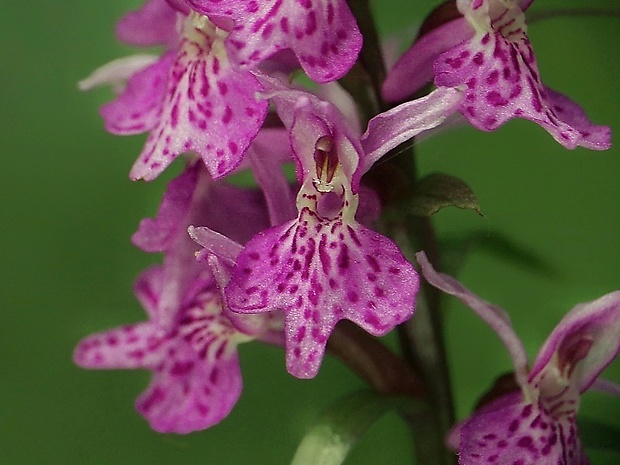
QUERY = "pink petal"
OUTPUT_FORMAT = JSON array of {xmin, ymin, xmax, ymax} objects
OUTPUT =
[
  {"xmin": 529, "ymin": 291, "xmax": 620, "ymax": 394},
  {"xmin": 116, "ymin": 0, "xmax": 179, "ymax": 47},
  {"xmin": 361, "ymin": 87, "xmax": 464, "ymax": 171},
  {"xmin": 132, "ymin": 161, "xmax": 203, "ymax": 253},
  {"xmin": 416, "ymin": 251, "xmax": 529, "ymax": 388},
  {"xmin": 382, "ymin": 17, "xmax": 473, "ymax": 102},
  {"xmin": 189, "ymin": 0, "xmax": 362, "ymax": 83},
  {"xmin": 73, "ymin": 322, "xmax": 164, "ymax": 369},
  {"xmin": 101, "ymin": 52, "xmax": 174, "ymax": 135},
  {"xmin": 136, "ymin": 283, "xmax": 252, "ymax": 433},
  {"xmin": 133, "ymin": 266, "xmax": 165, "ymax": 320},
  {"xmin": 226, "ymin": 216, "xmax": 418, "ymax": 378},
  {"xmin": 434, "ymin": 7, "xmax": 610, "ymax": 150},
  {"xmin": 247, "ymin": 137, "xmax": 297, "ymax": 226},
  {"xmin": 137, "ymin": 349, "xmax": 243, "ymax": 433},
  {"xmin": 129, "ymin": 15, "xmax": 268, "ymax": 181},
  {"xmin": 459, "ymin": 392, "xmax": 587, "ymax": 465}
]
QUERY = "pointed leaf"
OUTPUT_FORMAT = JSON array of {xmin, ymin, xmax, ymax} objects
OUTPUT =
[
  {"xmin": 411, "ymin": 172, "xmax": 481, "ymax": 217},
  {"xmin": 438, "ymin": 229, "xmax": 557, "ymax": 277}
]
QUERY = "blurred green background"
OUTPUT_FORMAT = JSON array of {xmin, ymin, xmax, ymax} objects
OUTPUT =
[{"xmin": 1, "ymin": 0, "xmax": 618, "ymax": 463}]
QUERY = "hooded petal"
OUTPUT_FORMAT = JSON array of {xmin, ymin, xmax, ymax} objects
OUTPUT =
[
  {"xmin": 529, "ymin": 291, "xmax": 620, "ymax": 395},
  {"xmin": 188, "ymin": 0, "xmax": 362, "ymax": 83}
]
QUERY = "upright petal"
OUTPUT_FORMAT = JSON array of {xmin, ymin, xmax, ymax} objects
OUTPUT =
[
  {"xmin": 529, "ymin": 291, "xmax": 620, "ymax": 395},
  {"xmin": 382, "ymin": 17, "xmax": 473, "ymax": 102},
  {"xmin": 417, "ymin": 251, "xmax": 529, "ymax": 387},
  {"xmin": 362, "ymin": 87, "xmax": 464, "ymax": 171}
]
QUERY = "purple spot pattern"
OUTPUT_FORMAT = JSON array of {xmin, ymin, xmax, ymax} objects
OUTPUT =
[
  {"xmin": 101, "ymin": 52, "xmax": 173, "ymax": 136},
  {"xmin": 104, "ymin": 13, "xmax": 267, "ymax": 181},
  {"xmin": 434, "ymin": 0, "xmax": 610, "ymax": 150},
  {"xmin": 188, "ymin": 0, "xmax": 362, "ymax": 83},
  {"xmin": 459, "ymin": 392, "xmax": 587, "ymax": 465},
  {"xmin": 74, "ymin": 272, "xmax": 253, "ymax": 433},
  {"xmin": 225, "ymin": 204, "xmax": 418, "ymax": 378}
]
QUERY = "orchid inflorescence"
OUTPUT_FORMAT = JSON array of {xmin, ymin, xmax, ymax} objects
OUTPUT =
[{"xmin": 75, "ymin": 0, "xmax": 619, "ymax": 463}]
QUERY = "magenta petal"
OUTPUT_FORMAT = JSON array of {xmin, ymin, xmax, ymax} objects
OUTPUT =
[
  {"xmin": 73, "ymin": 322, "xmax": 163, "ymax": 370},
  {"xmin": 101, "ymin": 52, "xmax": 174, "ymax": 135},
  {"xmin": 417, "ymin": 251, "xmax": 529, "ymax": 387},
  {"xmin": 226, "ymin": 216, "xmax": 418, "ymax": 378},
  {"xmin": 361, "ymin": 87, "xmax": 463, "ymax": 171},
  {"xmin": 459, "ymin": 392, "xmax": 586, "ymax": 465},
  {"xmin": 434, "ymin": 29, "xmax": 610, "ymax": 150},
  {"xmin": 132, "ymin": 162, "xmax": 202, "ymax": 253},
  {"xmin": 543, "ymin": 87, "xmax": 611, "ymax": 150},
  {"xmin": 128, "ymin": 15, "xmax": 268, "ymax": 181},
  {"xmin": 137, "ymin": 348, "xmax": 243, "ymax": 433},
  {"xmin": 529, "ymin": 291, "xmax": 620, "ymax": 394},
  {"xmin": 133, "ymin": 266, "xmax": 165, "ymax": 320},
  {"xmin": 78, "ymin": 55, "xmax": 160, "ymax": 93},
  {"xmin": 382, "ymin": 17, "xmax": 473, "ymax": 102},
  {"xmin": 129, "ymin": 61, "xmax": 267, "ymax": 180},
  {"xmin": 116, "ymin": 0, "xmax": 178, "ymax": 47},
  {"xmin": 189, "ymin": 0, "xmax": 362, "ymax": 83}
]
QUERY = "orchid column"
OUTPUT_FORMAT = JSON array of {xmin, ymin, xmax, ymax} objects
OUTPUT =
[{"xmin": 74, "ymin": 1, "xmax": 619, "ymax": 464}]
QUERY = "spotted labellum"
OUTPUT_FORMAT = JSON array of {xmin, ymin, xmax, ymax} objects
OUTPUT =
[
  {"xmin": 81, "ymin": 1, "xmax": 268, "ymax": 181},
  {"xmin": 74, "ymin": 160, "xmax": 280, "ymax": 433},
  {"xmin": 74, "ymin": 268, "xmax": 258, "ymax": 433},
  {"xmin": 186, "ymin": 0, "xmax": 363, "ymax": 82},
  {"xmin": 417, "ymin": 251, "xmax": 620, "ymax": 464},
  {"xmin": 383, "ymin": 0, "xmax": 611, "ymax": 150}
]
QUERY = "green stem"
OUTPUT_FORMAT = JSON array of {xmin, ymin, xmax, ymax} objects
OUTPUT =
[{"xmin": 341, "ymin": 2, "xmax": 456, "ymax": 463}]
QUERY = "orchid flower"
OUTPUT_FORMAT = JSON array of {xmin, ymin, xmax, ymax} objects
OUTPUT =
[
  {"xmin": 80, "ymin": 0, "xmax": 268, "ymax": 181},
  {"xmin": 204, "ymin": 80, "xmax": 464, "ymax": 379},
  {"xmin": 186, "ymin": 0, "xmax": 363, "ymax": 83},
  {"xmin": 383, "ymin": 0, "xmax": 611, "ymax": 150},
  {"xmin": 74, "ymin": 161, "xmax": 280, "ymax": 433},
  {"xmin": 417, "ymin": 251, "xmax": 620, "ymax": 464}
]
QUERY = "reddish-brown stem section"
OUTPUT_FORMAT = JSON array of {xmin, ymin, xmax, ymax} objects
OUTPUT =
[{"xmin": 327, "ymin": 321, "xmax": 426, "ymax": 397}]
